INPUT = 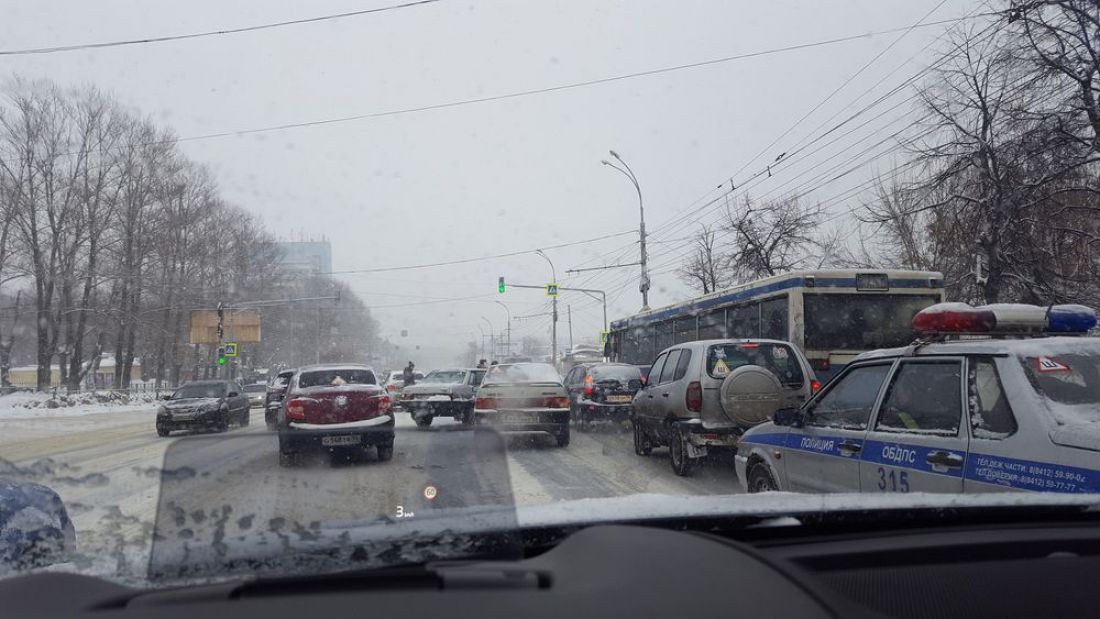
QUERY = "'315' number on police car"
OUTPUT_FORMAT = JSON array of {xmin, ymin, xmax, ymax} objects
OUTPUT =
[{"xmin": 877, "ymin": 467, "xmax": 910, "ymax": 492}]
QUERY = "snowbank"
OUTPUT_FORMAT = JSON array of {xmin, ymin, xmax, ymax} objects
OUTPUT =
[{"xmin": 0, "ymin": 390, "xmax": 160, "ymax": 419}]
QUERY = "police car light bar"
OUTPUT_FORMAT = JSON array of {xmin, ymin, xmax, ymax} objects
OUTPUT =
[{"xmin": 913, "ymin": 303, "xmax": 1097, "ymax": 334}]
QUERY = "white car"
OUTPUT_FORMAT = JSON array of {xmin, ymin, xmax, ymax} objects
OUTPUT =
[{"xmin": 736, "ymin": 303, "xmax": 1100, "ymax": 494}]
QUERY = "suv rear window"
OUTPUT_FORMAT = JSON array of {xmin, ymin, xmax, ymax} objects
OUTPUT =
[
  {"xmin": 706, "ymin": 342, "xmax": 804, "ymax": 387},
  {"xmin": 589, "ymin": 365, "xmax": 642, "ymax": 382}
]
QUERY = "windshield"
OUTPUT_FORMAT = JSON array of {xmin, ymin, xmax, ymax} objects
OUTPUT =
[
  {"xmin": 4, "ymin": 0, "xmax": 1100, "ymax": 593},
  {"xmin": 804, "ymin": 294, "xmax": 941, "ymax": 350},
  {"xmin": 706, "ymin": 343, "xmax": 805, "ymax": 387},
  {"xmin": 483, "ymin": 363, "xmax": 561, "ymax": 385},
  {"xmin": 171, "ymin": 384, "xmax": 226, "ymax": 400},
  {"xmin": 422, "ymin": 370, "xmax": 466, "ymax": 384},
  {"xmin": 297, "ymin": 369, "xmax": 376, "ymax": 388}
]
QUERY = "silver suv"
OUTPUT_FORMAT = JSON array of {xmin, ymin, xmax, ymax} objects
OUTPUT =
[{"xmin": 631, "ymin": 339, "xmax": 817, "ymax": 476}]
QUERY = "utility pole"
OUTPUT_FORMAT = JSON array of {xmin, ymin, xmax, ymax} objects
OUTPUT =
[
  {"xmin": 536, "ymin": 250, "xmax": 558, "ymax": 366},
  {"xmin": 567, "ymin": 305, "xmax": 574, "ymax": 351}
]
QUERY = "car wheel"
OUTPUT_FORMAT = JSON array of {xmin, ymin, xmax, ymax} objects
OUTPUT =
[
  {"xmin": 156, "ymin": 425, "xmax": 170, "ymax": 438},
  {"xmin": 747, "ymin": 463, "xmax": 779, "ymax": 493},
  {"xmin": 669, "ymin": 426, "xmax": 695, "ymax": 477},
  {"xmin": 414, "ymin": 415, "xmax": 433, "ymax": 430},
  {"xmin": 217, "ymin": 412, "xmax": 230, "ymax": 433},
  {"xmin": 555, "ymin": 427, "xmax": 570, "ymax": 448},
  {"xmin": 461, "ymin": 409, "xmax": 475, "ymax": 426},
  {"xmin": 632, "ymin": 419, "xmax": 652, "ymax": 456},
  {"xmin": 377, "ymin": 443, "xmax": 395, "ymax": 461}
]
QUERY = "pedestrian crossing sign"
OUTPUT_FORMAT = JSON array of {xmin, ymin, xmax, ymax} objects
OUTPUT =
[
  {"xmin": 546, "ymin": 283, "xmax": 559, "ymax": 298},
  {"xmin": 225, "ymin": 342, "xmax": 238, "ymax": 357}
]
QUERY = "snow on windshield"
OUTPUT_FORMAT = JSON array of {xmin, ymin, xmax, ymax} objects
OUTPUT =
[
  {"xmin": 172, "ymin": 384, "xmax": 226, "ymax": 399},
  {"xmin": 422, "ymin": 371, "xmax": 466, "ymax": 384}
]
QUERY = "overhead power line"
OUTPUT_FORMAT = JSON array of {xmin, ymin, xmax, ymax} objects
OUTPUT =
[
  {"xmin": 323, "ymin": 230, "xmax": 637, "ymax": 275},
  {"xmin": 0, "ymin": 0, "xmax": 444, "ymax": 56}
]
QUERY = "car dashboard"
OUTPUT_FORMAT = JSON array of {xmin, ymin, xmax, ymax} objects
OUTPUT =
[{"xmin": 4, "ymin": 504, "xmax": 1100, "ymax": 618}]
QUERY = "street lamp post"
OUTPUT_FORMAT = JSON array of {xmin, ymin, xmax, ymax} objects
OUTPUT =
[
  {"xmin": 481, "ymin": 316, "xmax": 495, "ymax": 360},
  {"xmin": 535, "ymin": 249, "xmax": 558, "ymax": 365},
  {"xmin": 494, "ymin": 301, "xmax": 511, "ymax": 357},
  {"xmin": 602, "ymin": 150, "xmax": 650, "ymax": 310}
]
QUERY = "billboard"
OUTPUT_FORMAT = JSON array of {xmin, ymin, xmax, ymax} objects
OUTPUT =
[{"xmin": 189, "ymin": 310, "xmax": 261, "ymax": 344}]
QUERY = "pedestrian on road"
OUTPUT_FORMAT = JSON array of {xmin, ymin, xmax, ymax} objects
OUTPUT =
[{"xmin": 403, "ymin": 361, "xmax": 417, "ymax": 386}]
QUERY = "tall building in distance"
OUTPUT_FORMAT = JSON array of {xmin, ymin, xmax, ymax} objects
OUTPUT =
[{"xmin": 274, "ymin": 238, "xmax": 333, "ymax": 275}]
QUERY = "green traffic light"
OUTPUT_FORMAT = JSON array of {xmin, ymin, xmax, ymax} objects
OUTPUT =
[
  {"xmin": 498, "ymin": 276, "xmax": 505, "ymax": 293},
  {"xmin": 217, "ymin": 356, "xmax": 227, "ymax": 366}
]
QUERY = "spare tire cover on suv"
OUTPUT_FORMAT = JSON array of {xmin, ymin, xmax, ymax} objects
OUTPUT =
[{"xmin": 719, "ymin": 365, "xmax": 784, "ymax": 427}]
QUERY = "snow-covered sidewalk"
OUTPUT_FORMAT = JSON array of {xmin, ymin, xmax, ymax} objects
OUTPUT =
[{"xmin": 0, "ymin": 390, "xmax": 161, "ymax": 419}]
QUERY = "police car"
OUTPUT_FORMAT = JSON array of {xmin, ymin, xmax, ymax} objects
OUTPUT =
[{"xmin": 735, "ymin": 302, "xmax": 1100, "ymax": 495}]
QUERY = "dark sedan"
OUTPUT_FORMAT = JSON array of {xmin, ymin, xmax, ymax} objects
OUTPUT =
[
  {"xmin": 156, "ymin": 380, "xmax": 251, "ymax": 436},
  {"xmin": 563, "ymin": 363, "xmax": 644, "ymax": 430}
]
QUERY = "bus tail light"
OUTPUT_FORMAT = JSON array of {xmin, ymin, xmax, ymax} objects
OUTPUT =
[
  {"xmin": 285, "ymin": 398, "xmax": 308, "ymax": 421},
  {"xmin": 810, "ymin": 358, "xmax": 830, "ymax": 372},
  {"xmin": 686, "ymin": 381, "xmax": 702, "ymax": 413},
  {"xmin": 583, "ymin": 373, "xmax": 593, "ymax": 396}
]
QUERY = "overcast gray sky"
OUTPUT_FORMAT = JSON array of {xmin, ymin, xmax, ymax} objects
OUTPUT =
[{"xmin": 2, "ymin": 0, "xmax": 980, "ymax": 363}]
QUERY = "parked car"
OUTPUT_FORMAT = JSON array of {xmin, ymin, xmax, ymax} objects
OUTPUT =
[
  {"xmin": 736, "ymin": 302, "xmax": 1100, "ymax": 495},
  {"xmin": 401, "ymin": 368, "xmax": 486, "ymax": 429},
  {"xmin": 276, "ymin": 364, "xmax": 394, "ymax": 466},
  {"xmin": 473, "ymin": 362, "xmax": 570, "ymax": 447},
  {"xmin": 563, "ymin": 363, "xmax": 644, "ymax": 430},
  {"xmin": 156, "ymin": 380, "xmax": 251, "ymax": 436},
  {"xmin": 632, "ymin": 339, "xmax": 818, "ymax": 476},
  {"xmin": 243, "ymin": 383, "xmax": 266, "ymax": 408},
  {"xmin": 0, "ymin": 480, "xmax": 75, "ymax": 571},
  {"xmin": 265, "ymin": 369, "xmax": 296, "ymax": 430}
]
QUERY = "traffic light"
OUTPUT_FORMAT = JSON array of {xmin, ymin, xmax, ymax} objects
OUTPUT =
[
  {"xmin": 217, "ymin": 347, "xmax": 227, "ymax": 366},
  {"xmin": 498, "ymin": 276, "xmax": 505, "ymax": 293}
]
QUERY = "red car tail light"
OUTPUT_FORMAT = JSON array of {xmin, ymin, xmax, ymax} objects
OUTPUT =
[
  {"xmin": 810, "ymin": 379, "xmax": 821, "ymax": 393},
  {"xmin": 544, "ymin": 396, "xmax": 570, "ymax": 409},
  {"xmin": 583, "ymin": 373, "xmax": 593, "ymax": 396},
  {"xmin": 378, "ymin": 395, "xmax": 392, "ymax": 413},
  {"xmin": 686, "ymin": 381, "xmax": 702, "ymax": 413},
  {"xmin": 475, "ymin": 397, "xmax": 497, "ymax": 410},
  {"xmin": 285, "ymin": 398, "xmax": 308, "ymax": 421}
]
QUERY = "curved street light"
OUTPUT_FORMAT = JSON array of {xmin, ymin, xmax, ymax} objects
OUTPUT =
[
  {"xmin": 607, "ymin": 150, "xmax": 646, "ymax": 310},
  {"xmin": 534, "ymin": 249, "xmax": 559, "ymax": 365}
]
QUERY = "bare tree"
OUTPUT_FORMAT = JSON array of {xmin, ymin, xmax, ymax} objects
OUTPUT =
[
  {"xmin": 677, "ymin": 224, "xmax": 728, "ymax": 294},
  {"xmin": 722, "ymin": 195, "xmax": 826, "ymax": 280}
]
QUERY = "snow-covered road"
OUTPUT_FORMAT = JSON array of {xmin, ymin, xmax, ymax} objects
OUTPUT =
[{"xmin": 1, "ymin": 408, "xmax": 741, "ymax": 582}]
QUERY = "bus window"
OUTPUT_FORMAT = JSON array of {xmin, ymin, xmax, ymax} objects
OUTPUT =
[
  {"xmin": 655, "ymin": 321, "xmax": 674, "ymax": 352},
  {"xmin": 727, "ymin": 302, "xmax": 760, "ymax": 339},
  {"xmin": 674, "ymin": 318, "xmax": 696, "ymax": 343},
  {"xmin": 804, "ymin": 294, "xmax": 939, "ymax": 350},
  {"xmin": 761, "ymin": 296, "xmax": 788, "ymax": 340},
  {"xmin": 698, "ymin": 309, "xmax": 725, "ymax": 339}
]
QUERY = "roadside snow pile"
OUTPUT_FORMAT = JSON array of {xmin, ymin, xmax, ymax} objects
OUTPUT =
[{"xmin": 0, "ymin": 390, "xmax": 159, "ymax": 418}]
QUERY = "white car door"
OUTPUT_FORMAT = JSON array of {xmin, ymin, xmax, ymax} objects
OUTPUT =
[
  {"xmin": 858, "ymin": 358, "xmax": 969, "ymax": 493},
  {"xmin": 784, "ymin": 362, "xmax": 893, "ymax": 493}
]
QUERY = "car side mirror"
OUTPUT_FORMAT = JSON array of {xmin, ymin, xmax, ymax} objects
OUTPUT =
[
  {"xmin": 228, "ymin": 391, "xmax": 239, "ymax": 398},
  {"xmin": 773, "ymin": 407, "xmax": 803, "ymax": 427},
  {"xmin": 627, "ymin": 379, "xmax": 643, "ymax": 391},
  {"xmin": 160, "ymin": 394, "xmax": 171, "ymax": 400}
]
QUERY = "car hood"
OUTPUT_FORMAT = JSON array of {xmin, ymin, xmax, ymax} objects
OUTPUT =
[{"xmin": 163, "ymin": 398, "xmax": 220, "ymax": 410}]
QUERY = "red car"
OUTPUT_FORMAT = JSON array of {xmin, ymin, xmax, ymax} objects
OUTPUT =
[{"xmin": 276, "ymin": 364, "xmax": 394, "ymax": 466}]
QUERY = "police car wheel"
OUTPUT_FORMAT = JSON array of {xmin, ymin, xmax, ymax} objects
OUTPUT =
[
  {"xmin": 669, "ymin": 428, "xmax": 695, "ymax": 477},
  {"xmin": 747, "ymin": 464, "xmax": 778, "ymax": 493},
  {"xmin": 632, "ymin": 419, "xmax": 652, "ymax": 456}
]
